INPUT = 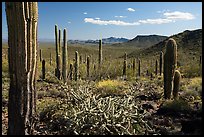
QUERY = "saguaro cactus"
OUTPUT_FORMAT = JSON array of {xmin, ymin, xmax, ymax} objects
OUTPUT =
[
  {"xmin": 55, "ymin": 25, "xmax": 60, "ymax": 79},
  {"xmin": 133, "ymin": 58, "xmax": 136, "ymax": 76},
  {"xmin": 199, "ymin": 55, "xmax": 202, "ymax": 66},
  {"xmin": 159, "ymin": 51, "xmax": 163, "ymax": 76},
  {"xmin": 99, "ymin": 39, "xmax": 102, "ymax": 67},
  {"xmin": 42, "ymin": 60, "xmax": 45, "ymax": 79},
  {"xmin": 138, "ymin": 58, "xmax": 141, "ymax": 77},
  {"xmin": 62, "ymin": 29, "xmax": 67, "ymax": 83},
  {"xmin": 40, "ymin": 49, "xmax": 42, "ymax": 62},
  {"xmin": 155, "ymin": 59, "xmax": 158, "ymax": 75},
  {"xmin": 173, "ymin": 70, "xmax": 181, "ymax": 99},
  {"xmin": 59, "ymin": 29, "xmax": 61, "ymax": 53},
  {"xmin": 163, "ymin": 38, "xmax": 177, "ymax": 99},
  {"xmin": 6, "ymin": 2, "xmax": 38, "ymax": 135},
  {"xmin": 75, "ymin": 51, "xmax": 79, "ymax": 81},
  {"xmin": 58, "ymin": 55, "xmax": 62, "ymax": 80},
  {"xmin": 123, "ymin": 53, "xmax": 127, "ymax": 77},
  {"xmin": 87, "ymin": 56, "xmax": 90, "ymax": 77},
  {"xmin": 69, "ymin": 63, "xmax": 73, "ymax": 80},
  {"xmin": 49, "ymin": 52, "xmax": 52, "ymax": 65}
]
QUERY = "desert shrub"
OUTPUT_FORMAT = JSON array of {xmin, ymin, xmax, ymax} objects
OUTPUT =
[
  {"xmin": 96, "ymin": 79, "xmax": 129, "ymax": 95},
  {"xmin": 159, "ymin": 99, "xmax": 192, "ymax": 115}
]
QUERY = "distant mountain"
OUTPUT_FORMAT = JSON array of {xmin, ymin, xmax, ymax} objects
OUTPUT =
[
  {"xmin": 68, "ymin": 37, "xmax": 129, "ymax": 44},
  {"xmin": 126, "ymin": 35, "xmax": 168, "ymax": 48},
  {"xmin": 128, "ymin": 29, "xmax": 202, "ymax": 57},
  {"xmin": 102, "ymin": 37, "xmax": 129, "ymax": 43}
]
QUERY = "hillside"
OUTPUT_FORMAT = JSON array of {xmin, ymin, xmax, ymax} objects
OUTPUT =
[
  {"xmin": 111, "ymin": 35, "xmax": 167, "ymax": 48},
  {"xmin": 128, "ymin": 29, "xmax": 202, "ymax": 58}
]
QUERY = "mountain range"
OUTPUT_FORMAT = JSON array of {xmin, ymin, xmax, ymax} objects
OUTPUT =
[{"xmin": 127, "ymin": 29, "xmax": 202, "ymax": 58}]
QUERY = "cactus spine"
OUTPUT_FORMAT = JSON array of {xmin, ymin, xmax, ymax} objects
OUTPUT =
[
  {"xmin": 138, "ymin": 58, "xmax": 141, "ymax": 77},
  {"xmin": 159, "ymin": 51, "xmax": 163, "ymax": 76},
  {"xmin": 62, "ymin": 29, "xmax": 67, "ymax": 83},
  {"xmin": 173, "ymin": 70, "xmax": 181, "ymax": 99},
  {"xmin": 42, "ymin": 59, "xmax": 45, "ymax": 79},
  {"xmin": 123, "ymin": 53, "xmax": 127, "ymax": 77},
  {"xmin": 87, "ymin": 56, "xmax": 90, "ymax": 77},
  {"xmin": 6, "ymin": 2, "xmax": 38, "ymax": 134},
  {"xmin": 75, "ymin": 51, "xmax": 79, "ymax": 81},
  {"xmin": 163, "ymin": 38, "xmax": 177, "ymax": 99},
  {"xmin": 155, "ymin": 59, "xmax": 158, "ymax": 75}
]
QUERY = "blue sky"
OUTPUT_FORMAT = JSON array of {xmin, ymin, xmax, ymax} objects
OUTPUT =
[{"xmin": 2, "ymin": 2, "xmax": 202, "ymax": 40}]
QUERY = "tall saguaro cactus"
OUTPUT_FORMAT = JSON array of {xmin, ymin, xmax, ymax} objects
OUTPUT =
[
  {"xmin": 55, "ymin": 25, "xmax": 61, "ymax": 79},
  {"xmin": 133, "ymin": 58, "xmax": 136, "ymax": 76},
  {"xmin": 159, "ymin": 51, "xmax": 163, "ymax": 76},
  {"xmin": 99, "ymin": 39, "xmax": 102, "ymax": 67},
  {"xmin": 123, "ymin": 53, "xmax": 127, "ymax": 77},
  {"xmin": 87, "ymin": 56, "xmax": 90, "ymax": 78},
  {"xmin": 163, "ymin": 38, "xmax": 177, "ymax": 99},
  {"xmin": 75, "ymin": 51, "xmax": 79, "ymax": 81},
  {"xmin": 42, "ymin": 60, "xmax": 45, "ymax": 79},
  {"xmin": 62, "ymin": 29, "xmax": 67, "ymax": 83},
  {"xmin": 155, "ymin": 59, "xmax": 158, "ymax": 75},
  {"xmin": 6, "ymin": 2, "xmax": 38, "ymax": 135},
  {"xmin": 59, "ymin": 29, "xmax": 61, "ymax": 53},
  {"xmin": 39, "ymin": 49, "xmax": 42, "ymax": 62},
  {"xmin": 138, "ymin": 58, "xmax": 141, "ymax": 77}
]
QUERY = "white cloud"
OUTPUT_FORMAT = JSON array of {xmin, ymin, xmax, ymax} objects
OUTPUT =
[
  {"xmin": 83, "ymin": 12, "xmax": 87, "ymax": 15},
  {"xmin": 84, "ymin": 11, "xmax": 195, "ymax": 26},
  {"xmin": 115, "ymin": 16, "xmax": 127, "ymax": 18},
  {"xmin": 138, "ymin": 18, "xmax": 173, "ymax": 24},
  {"xmin": 68, "ymin": 21, "xmax": 71, "ymax": 24},
  {"xmin": 84, "ymin": 18, "xmax": 140, "ymax": 26},
  {"xmin": 127, "ymin": 8, "xmax": 135, "ymax": 12},
  {"xmin": 163, "ymin": 11, "xmax": 195, "ymax": 20},
  {"xmin": 157, "ymin": 9, "xmax": 170, "ymax": 13}
]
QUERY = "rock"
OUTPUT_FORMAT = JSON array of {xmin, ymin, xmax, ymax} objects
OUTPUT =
[{"xmin": 181, "ymin": 118, "xmax": 202, "ymax": 135}]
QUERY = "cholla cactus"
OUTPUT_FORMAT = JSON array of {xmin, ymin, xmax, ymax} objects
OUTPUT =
[
  {"xmin": 163, "ymin": 38, "xmax": 177, "ymax": 99},
  {"xmin": 173, "ymin": 70, "xmax": 181, "ymax": 99}
]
